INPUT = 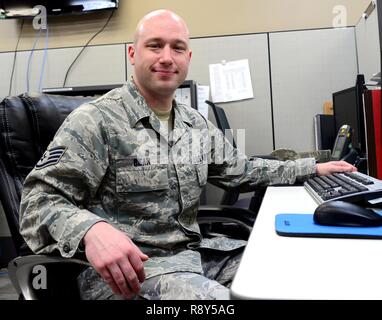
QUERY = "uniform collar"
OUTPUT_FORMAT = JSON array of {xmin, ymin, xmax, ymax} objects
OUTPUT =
[
  {"xmin": 121, "ymin": 80, "xmax": 193, "ymax": 129},
  {"xmin": 121, "ymin": 80, "xmax": 152, "ymax": 127}
]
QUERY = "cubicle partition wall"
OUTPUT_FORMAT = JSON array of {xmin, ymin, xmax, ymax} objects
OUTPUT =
[
  {"xmin": 188, "ymin": 34, "xmax": 274, "ymax": 155},
  {"xmin": 4, "ymin": 44, "xmax": 127, "ymax": 96},
  {"xmin": 270, "ymin": 28, "xmax": 358, "ymax": 152},
  {"xmin": 356, "ymin": 1, "xmax": 380, "ymax": 84}
]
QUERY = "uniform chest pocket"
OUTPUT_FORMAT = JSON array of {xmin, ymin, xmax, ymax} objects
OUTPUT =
[{"xmin": 116, "ymin": 161, "xmax": 169, "ymax": 193}]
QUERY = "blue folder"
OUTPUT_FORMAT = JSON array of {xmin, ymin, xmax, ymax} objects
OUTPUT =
[{"xmin": 275, "ymin": 213, "xmax": 382, "ymax": 239}]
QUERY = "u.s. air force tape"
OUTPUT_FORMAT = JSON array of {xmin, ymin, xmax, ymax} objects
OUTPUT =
[{"xmin": 35, "ymin": 146, "xmax": 67, "ymax": 170}]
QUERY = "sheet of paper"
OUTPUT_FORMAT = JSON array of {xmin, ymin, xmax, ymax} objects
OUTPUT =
[
  {"xmin": 197, "ymin": 85, "xmax": 210, "ymax": 119},
  {"xmin": 209, "ymin": 59, "xmax": 254, "ymax": 103}
]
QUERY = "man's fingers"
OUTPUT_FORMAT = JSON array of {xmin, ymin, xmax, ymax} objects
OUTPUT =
[
  {"xmin": 316, "ymin": 161, "xmax": 357, "ymax": 176},
  {"xmin": 128, "ymin": 251, "xmax": 146, "ymax": 283},
  {"xmin": 130, "ymin": 240, "xmax": 149, "ymax": 261},
  {"xmin": 102, "ymin": 269, "xmax": 121, "ymax": 296},
  {"xmin": 337, "ymin": 161, "xmax": 357, "ymax": 172},
  {"xmin": 107, "ymin": 263, "xmax": 134, "ymax": 299},
  {"xmin": 84, "ymin": 224, "xmax": 147, "ymax": 299},
  {"xmin": 119, "ymin": 260, "xmax": 141, "ymax": 294}
]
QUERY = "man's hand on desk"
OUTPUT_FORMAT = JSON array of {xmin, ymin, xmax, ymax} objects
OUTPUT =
[
  {"xmin": 316, "ymin": 160, "xmax": 357, "ymax": 176},
  {"xmin": 83, "ymin": 221, "xmax": 149, "ymax": 299}
]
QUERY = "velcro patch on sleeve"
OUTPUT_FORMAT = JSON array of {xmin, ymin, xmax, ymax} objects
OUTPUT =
[{"xmin": 35, "ymin": 146, "xmax": 67, "ymax": 170}]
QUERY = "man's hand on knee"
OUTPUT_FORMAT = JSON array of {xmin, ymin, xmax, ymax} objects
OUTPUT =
[{"xmin": 83, "ymin": 221, "xmax": 149, "ymax": 299}]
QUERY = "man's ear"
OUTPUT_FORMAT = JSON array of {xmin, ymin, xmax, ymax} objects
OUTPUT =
[{"xmin": 128, "ymin": 45, "xmax": 135, "ymax": 65}]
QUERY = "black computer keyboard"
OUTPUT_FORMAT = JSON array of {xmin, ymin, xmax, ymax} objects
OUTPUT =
[{"xmin": 304, "ymin": 171, "xmax": 382, "ymax": 204}]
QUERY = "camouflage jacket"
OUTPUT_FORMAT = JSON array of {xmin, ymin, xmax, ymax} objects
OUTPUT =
[{"xmin": 19, "ymin": 81, "xmax": 316, "ymax": 279}]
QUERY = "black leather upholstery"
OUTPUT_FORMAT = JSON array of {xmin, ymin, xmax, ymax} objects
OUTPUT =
[{"xmin": 0, "ymin": 93, "xmax": 93, "ymax": 255}]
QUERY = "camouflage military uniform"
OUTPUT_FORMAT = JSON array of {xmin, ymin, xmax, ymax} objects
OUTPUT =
[{"xmin": 19, "ymin": 81, "xmax": 317, "ymax": 299}]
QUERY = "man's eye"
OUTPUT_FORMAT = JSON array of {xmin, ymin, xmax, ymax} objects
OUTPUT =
[
  {"xmin": 147, "ymin": 43, "xmax": 160, "ymax": 49},
  {"xmin": 174, "ymin": 46, "xmax": 186, "ymax": 52}
]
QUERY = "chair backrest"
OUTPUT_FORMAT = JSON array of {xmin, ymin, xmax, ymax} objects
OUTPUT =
[
  {"xmin": 204, "ymin": 100, "xmax": 268, "ymax": 217},
  {"xmin": 0, "ymin": 93, "xmax": 93, "ymax": 256},
  {"xmin": 205, "ymin": 100, "xmax": 237, "ymax": 149}
]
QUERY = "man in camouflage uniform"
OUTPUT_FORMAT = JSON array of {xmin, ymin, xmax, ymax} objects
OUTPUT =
[{"xmin": 19, "ymin": 10, "xmax": 356, "ymax": 300}]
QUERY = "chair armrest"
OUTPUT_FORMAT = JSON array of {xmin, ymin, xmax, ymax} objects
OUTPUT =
[
  {"xmin": 197, "ymin": 205, "xmax": 254, "ymax": 240},
  {"xmin": 249, "ymin": 155, "xmax": 277, "ymax": 160},
  {"xmin": 8, "ymin": 255, "xmax": 90, "ymax": 300}
]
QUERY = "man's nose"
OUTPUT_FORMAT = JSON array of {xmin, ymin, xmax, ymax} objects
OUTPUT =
[{"xmin": 159, "ymin": 45, "xmax": 173, "ymax": 65}]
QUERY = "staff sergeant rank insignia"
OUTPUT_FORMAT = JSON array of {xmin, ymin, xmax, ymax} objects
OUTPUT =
[{"xmin": 35, "ymin": 146, "xmax": 67, "ymax": 170}]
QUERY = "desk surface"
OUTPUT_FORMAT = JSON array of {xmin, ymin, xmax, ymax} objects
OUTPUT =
[{"xmin": 230, "ymin": 186, "xmax": 382, "ymax": 300}]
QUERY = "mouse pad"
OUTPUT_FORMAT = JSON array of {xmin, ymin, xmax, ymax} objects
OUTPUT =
[{"xmin": 275, "ymin": 214, "xmax": 382, "ymax": 239}]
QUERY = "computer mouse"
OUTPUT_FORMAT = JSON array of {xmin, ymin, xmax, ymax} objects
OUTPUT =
[{"xmin": 313, "ymin": 201, "xmax": 382, "ymax": 227}]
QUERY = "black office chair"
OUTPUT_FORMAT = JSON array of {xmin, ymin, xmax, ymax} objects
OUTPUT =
[
  {"xmin": 0, "ymin": 93, "xmax": 254, "ymax": 300},
  {"xmin": 0, "ymin": 93, "xmax": 95, "ymax": 300},
  {"xmin": 207, "ymin": 100, "xmax": 237, "ymax": 149},
  {"xmin": 205, "ymin": 100, "xmax": 274, "ymax": 216}
]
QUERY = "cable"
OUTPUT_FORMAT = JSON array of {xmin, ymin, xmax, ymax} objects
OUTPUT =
[
  {"xmin": 8, "ymin": 19, "xmax": 25, "ymax": 96},
  {"xmin": 38, "ymin": 26, "xmax": 49, "ymax": 92},
  {"xmin": 63, "ymin": 10, "xmax": 115, "ymax": 87},
  {"xmin": 26, "ymin": 27, "xmax": 42, "ymax": 92},
  {"xmin": 26, "ymin": 17, "xmax": 49, "ymax": 92}
]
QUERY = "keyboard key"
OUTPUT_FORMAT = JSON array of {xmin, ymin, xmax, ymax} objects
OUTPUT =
[
  {"xmin": 343, "ymin": 172, "xmax": 374, "ymax": 185},
  {"xmin": 320, "ymin": 176, "xmax": 339, "ymax": 188},
  {"xmin": 306, "ymin": 179, "xmax": 324, "ymax": 193},
  {"xmin": 313, "ymin": 177, "xmax": 331, "ymax": 190}
]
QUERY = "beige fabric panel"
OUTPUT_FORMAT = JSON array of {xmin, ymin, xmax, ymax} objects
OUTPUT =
[
  {"xmin": 188, "ymin": 34, "xmax": 273, "ymax": 157},
  {"xmin": 270, "ymin": 28, "xmax": 358, "ymax": 152},
  {"xmin": 4, "ymin": 44, "xmax": 126, "ymax": 97},
  {"xmin": 356, "ymin": 3, "xmax": 381, "ymax": 83},
  {"xmin": 0, "ymin": 52, "xmax": 16, "ymax": 100}
]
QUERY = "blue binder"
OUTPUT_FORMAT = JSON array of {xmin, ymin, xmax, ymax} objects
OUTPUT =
[{"xmin": 275, "ymin": 213, "xmax": 382, "ymax": 239}]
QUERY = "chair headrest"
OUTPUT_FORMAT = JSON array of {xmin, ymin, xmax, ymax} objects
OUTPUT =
[
  {"xmin": 23, "ymin": 93, "xmax": 93, "ymax": 154},
  {"xmin": 0, "ymin": 93, "xmax": 93, "ymax": 179}
]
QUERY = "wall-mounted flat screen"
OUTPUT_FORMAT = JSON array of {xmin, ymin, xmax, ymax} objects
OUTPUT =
[{"xmin": 0, "ymin": 0, "xmax": 118, "ymax": 18}]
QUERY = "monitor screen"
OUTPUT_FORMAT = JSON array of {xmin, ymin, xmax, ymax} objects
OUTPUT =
[
  {"xmin": 0, "ymin": 0, "xmax": 118, "ymax": 18},
  {"xmin": 333, "ymin": 86, "xmax": 366, "ymax": 153}
]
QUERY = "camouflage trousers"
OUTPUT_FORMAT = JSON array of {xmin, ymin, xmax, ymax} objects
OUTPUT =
[{"xmin": 77, "ymin": 248, "xmax": 244, "ymax": 300}]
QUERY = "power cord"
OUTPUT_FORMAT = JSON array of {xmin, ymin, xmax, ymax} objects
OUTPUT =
[
  {"xmin": 26, "ymin": 27, "xmax": 42, "ymax": 92},
  {"xmin": 38, "ymin": 26, "xmax": 49, "ymax": 92},
  {"xmin": 26, "ymin": 23, "xmax": 49, "ymax": 93},
  {"xmin": 62, "ymin": 10, "xmax": 115, "ymax": 87},
  {"xmin": 8, "ymin": 19, "xmax": 25, "ymax": 96}
]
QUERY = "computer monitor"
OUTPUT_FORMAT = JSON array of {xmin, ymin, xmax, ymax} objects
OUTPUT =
[
  {"xmin": 42, "ymin": 84, "xmax": 123, "ymax": 96},
  {"xmin": 43, "ymin": 81, "xmax": 198, "ymax": 109},
  {"xmin": 174, "ymin": 80, "xmax": 198, "ymax": 110},
  {"xmin": 332, "ymin": 86, "xmax": 366, "ymax": 154}
]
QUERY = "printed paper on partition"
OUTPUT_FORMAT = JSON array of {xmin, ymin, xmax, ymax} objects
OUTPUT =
[{"xmin": 209, "ymin": 59, "xmax": 254, "ymax": 103}]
